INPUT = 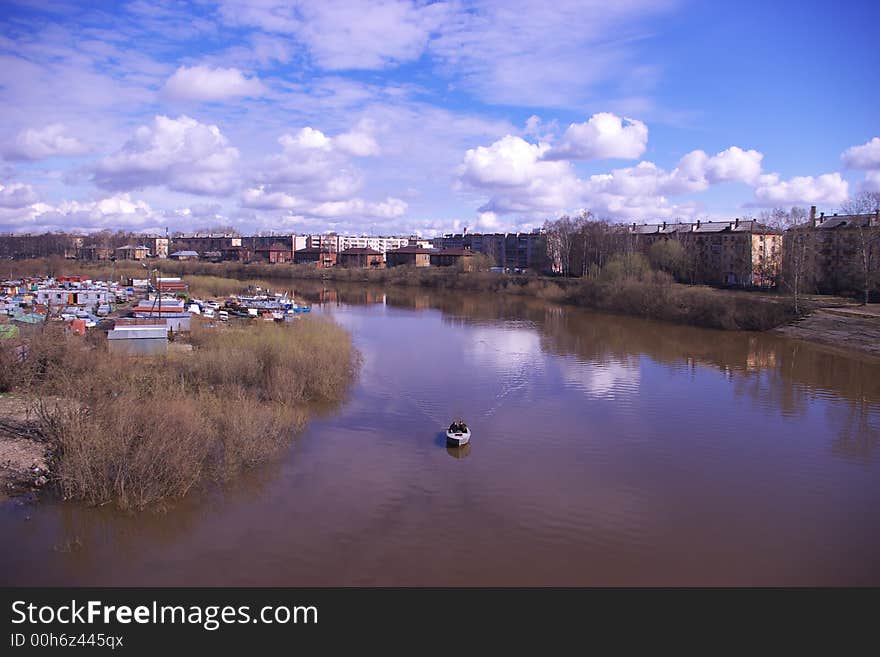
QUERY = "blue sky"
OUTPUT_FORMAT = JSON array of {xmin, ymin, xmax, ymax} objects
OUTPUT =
[{"xmin": 0, "ymin": 0, "xmax": 878, "ymax": 236}]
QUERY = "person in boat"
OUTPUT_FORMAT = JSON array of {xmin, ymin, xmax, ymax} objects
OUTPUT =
[{"xmin": 449, "ymin": 420, "xmax": 468, "ymax": 433}]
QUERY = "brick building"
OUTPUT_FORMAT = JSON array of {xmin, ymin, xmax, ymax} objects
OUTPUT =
[
  {"xmin": 338, "ymin": 247, "xmax": 385, "ymax": 268},
  {"xmin": 386, "ymin": 245, "xmax": 432, "ymax": 267},
  {"xmin": 294, "ymin": 247, "xmax": 336, "ymax": 267}
]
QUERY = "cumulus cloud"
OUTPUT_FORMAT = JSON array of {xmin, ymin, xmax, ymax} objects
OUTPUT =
[
  {"xmin": 93, "ymin": 115, "xmax": 240, "ymax": 195},
  {"xmin": 544, "ymin": 113, "xmax": 648, "ymax": 161},
  {"xmin": 459, "ymin": 135, "xmax": 570, "ymax": 188},
  {"xmin": 0, "ymin": 182, "xmax": 39, "ymax": 208},
  {"xmin": 241, "ymin": 186, "xmax": 302, "ymax": 210},
  {"xmin": 242, "ymin": 123, "xmax": 404, "ymax": 220},
  {"xmin": 3, "ymin": 124, "xmax": 90, "ymax": 160},
  {"xmin": 163, "ymin": 65, "xmax": 265, "ymax": 101},
  {"xmin": 309, "ymin": 197, "xmax": 407, "ymax": 218},
  {"xmin": 751, "ymin": 172, "xmax": 849, "ymax": 207},
  {"xmin": 0, "ymin": 193, "xmax": 163, "ymax": 233},
  {"xmin": 458, "ymin": 135, "xmax": 585, "ymax": 215},
  {"xmin": 702, "ymin": 146, "xmax": 763, "ymax": 184},
  {"xmin": 458, "ymin": 132, "xmax": 764, "ymax": 220},
  {"xmin": 862, "ymin": 170, "xmax": 880, "ymax": 193},
  {"xmin": 841, "ymin": 137, "xmax": 880, "ymax": 170}
]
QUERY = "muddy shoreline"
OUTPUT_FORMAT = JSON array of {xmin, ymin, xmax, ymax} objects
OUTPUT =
[
  {"xmin": 773, "ymin": 305, "xmax": 880, "ymax": 361},
  {"xmin": 0, "ymin": 395, "xmax": 52, "ymax": 501}
]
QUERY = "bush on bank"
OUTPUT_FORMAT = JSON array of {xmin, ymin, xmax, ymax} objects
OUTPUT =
[{"xmin": 3, "ymin": 318, "xmax": 359, "ymax": 510}]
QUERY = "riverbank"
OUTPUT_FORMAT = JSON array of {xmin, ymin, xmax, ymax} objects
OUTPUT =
[
  {"xmin": 0, "ymin": 395, "xmax": 51, "ymax": 501},
  {"xmin": 11, "ymin": 257, "xmax": 878, "ymax": 354},
  {"xmin": 9, "ymin": 257, "xmax": 800, "ymax": 331},
  {"xmin": 774, "ymin": 304, "xmax": 880, "ymax": 360},
  {"xmin": 0, "ymin": 317, "xmax": 359, "ymax": 510}
]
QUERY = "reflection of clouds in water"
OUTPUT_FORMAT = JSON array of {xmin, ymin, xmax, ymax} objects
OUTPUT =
[
  {"xmin": 558, "ymin": 357, "xmax": 641, "ymax": 399},
  {"xmin": 465, "ymin": 325, "xmax": 544, "ymax": 372}
]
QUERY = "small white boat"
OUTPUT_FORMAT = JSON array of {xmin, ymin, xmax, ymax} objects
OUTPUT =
[{"xmin": 446, "ymin": 420, "xmax": 471, "ymax": 447}]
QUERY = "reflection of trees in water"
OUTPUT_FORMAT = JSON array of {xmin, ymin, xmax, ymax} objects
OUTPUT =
[
  {"xmin": 49, "ymin": 456, "xmax": 287, "ymax": 579},
  {"xmin": 41, "ymin": 390, "xmax": 350, "ymax": 582},
  {"xmin": 275, "ymin": 280, "xmax": 880, "ymax": 461},
  {"xmin": 415, "ymin": 284, "xmax": 880, "ymax": 461},
  {"xmin": 827, "ymin": 400, "xmax": 880, "ymax": 462}
]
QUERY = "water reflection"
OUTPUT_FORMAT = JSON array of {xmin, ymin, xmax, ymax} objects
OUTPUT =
[
  {"xmin": 2, "ymin": 280, "xmax": 879, "ymax": 586},
  {"xmin": 446, "ymin": 444, "xmax": 471, "ymax": 459},
  {"xmin": 301, "ymin": 279, "xmax": 880, "ymax": 462}
]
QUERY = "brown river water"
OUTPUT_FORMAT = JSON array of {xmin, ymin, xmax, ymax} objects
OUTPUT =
[{"xmin": 2, "ymin": 285, "xmax": 879, "ymax": 585}]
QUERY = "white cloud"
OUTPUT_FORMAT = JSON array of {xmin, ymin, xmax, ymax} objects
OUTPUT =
[
  {"xmin": 703, "ymin": 146, "xmax": 763, "ymax": 184},
  {"xmin": 860, "ymin": 170, "xmax": 880, "ymax": 194},
  {"xmin": 751, "ymin": 172, "xmax": 849, "ymax": 207},
  {"xmin": 309, "ymin": 197, "xmax": 407, "ymax": 218},
  {"xmin": 241, "ymin": 186, "xmax": 301, "ymax": 210},
  {"xmin": 459, "ymin": 135, "xmax": 570, "ymax": 188},
  {"xmin": 0, "ymin": 182, "xmax": 39, "ymax": 208},
  {"xmin": 841, "ymin": 137, "xmax": 880, "ymax": 170},
  {"xmin": 334, "ymin": 123, "xmax": 380, "ymax": 157},
  {"xmin": 457, "ymin": 132, "xmax": 761, "ymax": 220},
  {"xmin": 545, "ymin": 113, "xmax": 648, "ymax": 161},
  {"xmin": 242, "ymin": 123, "xmax": 403, "ymax": 220},
  {"xmin": 457, "ymin": 135, "xmax": 586, "ymax": 215},
  {"xmin": 427, "ymin": 0, "xmax": 676, "ymax": 107},
  {"xmin": 3, "ymin": 124, "xmax": 90, "ymax": 160},
  {"xmin": 163, "ymin": 65, "xmax": 265, "ymax": 101},
  {"xmin": 217, "ymin": 1, "xmax": 674, "ymax": 106},
  {"xmin": 93, "ymin": 115, "xmax": 240, "ymax": 195},
  {"xmin": 476, "ymin": 210, "xmax": 500, "ymax": 231},
  {"xmin": 0, "ymin": 193, "xmax": 162, "ymax": 233},
  {"xmin": 219, "ymin": 0, "xmax": 448, "ymax": 70}
]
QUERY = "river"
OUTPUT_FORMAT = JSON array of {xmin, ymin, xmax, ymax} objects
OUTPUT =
[{"xmin": 2, "ymin": 284, "xmax": 879, "ymax": 585}]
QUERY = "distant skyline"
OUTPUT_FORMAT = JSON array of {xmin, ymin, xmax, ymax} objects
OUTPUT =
[{"xmin": 1, "ymin": 0, "xmax": 879, "ymax": 236}]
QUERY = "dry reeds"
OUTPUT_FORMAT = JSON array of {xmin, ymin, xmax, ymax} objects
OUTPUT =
[{"xmin": 4, "ymin": 318, "xmax": 359, "ymax": 510}]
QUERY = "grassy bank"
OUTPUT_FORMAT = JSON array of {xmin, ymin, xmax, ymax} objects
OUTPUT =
[
  {"xmin": 1, "ymin": 318, "xmax": 359, "ymax": 510},
  {"xmin": 11, "ymin": 255, "xmax": 799, "ymax": 330}
]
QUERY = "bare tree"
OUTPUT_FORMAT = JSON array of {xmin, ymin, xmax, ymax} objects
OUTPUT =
[
  {"xmin": 543, "ymin": 215, "xmax": 576, "ymax": 275},
  {"xmin": 764, "ymin": 207, "xmax": 813, "ymax": 313},
  {"xmin": 840, "ymin": 192, "xmax": 880, "ymax": 305}
]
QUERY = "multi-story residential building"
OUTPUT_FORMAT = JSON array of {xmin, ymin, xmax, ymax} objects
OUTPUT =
[
  {"xmin": 242, "ymin": 234, "xmax": 307, "ymax": 257},
  {"xmin": 407, "ymin": 238, "xmax": 434, "ymax": 249},
  {"xmin": 77, "ymin": 245, "xmax": 113, "ymax": 260},
  {"xmin": 141, "ymin": 236, "xmax": 169, "ymax": 258},
  {"xmin": 432, "ymin": 230, "xmax": 546, "ymax": 270},
  {"xmin": 306, "ymin": 234, "xmax": 415, "ymax": 254},
  {"xmin": 809, "ymin": 208, "xmax": 880, "ymax": 296},
  {"xmin": 629, "ymin": 219, "xmax": 782, "ymax": 287},
  {"xmin": 171, "ymin": 234, "xmax": 242, "ymax": 255},
  {"xmin": 115, "ymin": 245, "xmax": 150, "ymax": 260}
]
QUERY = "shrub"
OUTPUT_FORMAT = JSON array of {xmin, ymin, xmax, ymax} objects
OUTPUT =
[{"xmin": 4, "ymin": 318, "xmax": 359, "ymax": 510}]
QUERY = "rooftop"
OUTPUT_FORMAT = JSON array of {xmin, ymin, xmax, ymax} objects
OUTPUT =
[
  {"xmin": 387, "ymin": 245, "xmax": 433, "ymax": 254},
  {"xmin": 339, "ymin": 247, "xmax": 383, "ymax": 255}
]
